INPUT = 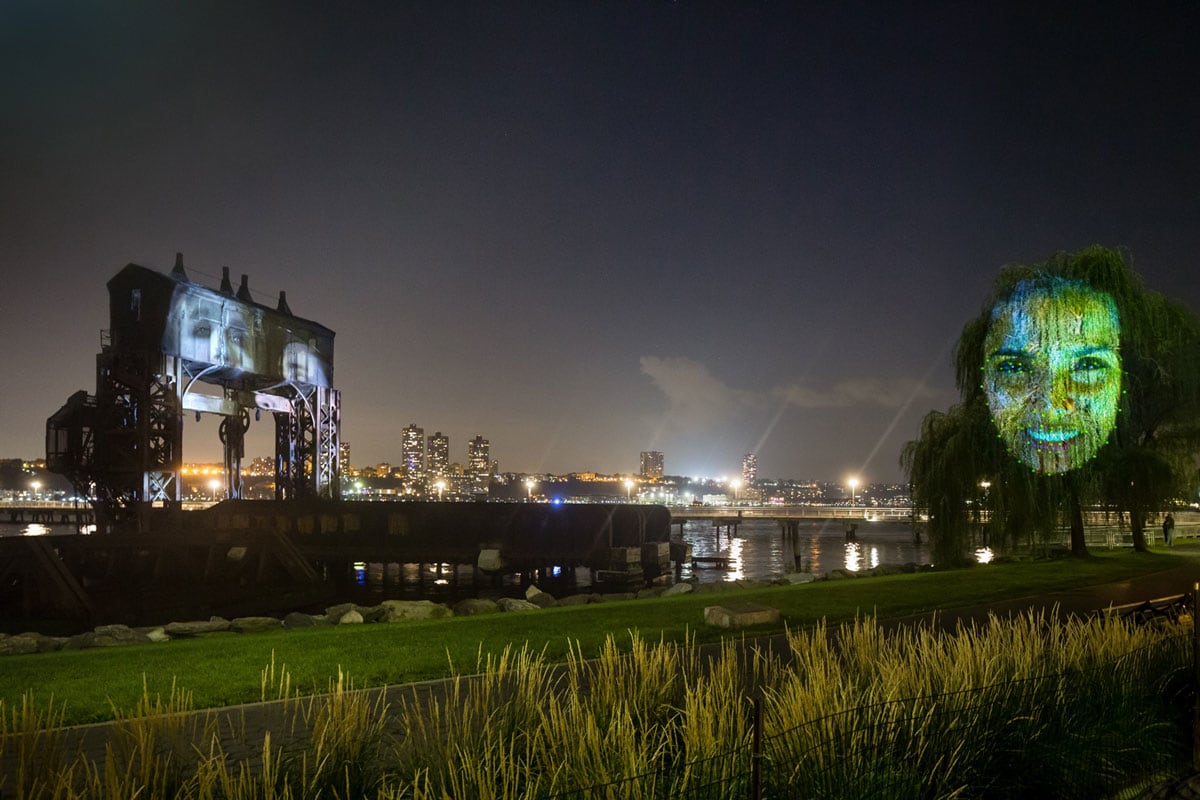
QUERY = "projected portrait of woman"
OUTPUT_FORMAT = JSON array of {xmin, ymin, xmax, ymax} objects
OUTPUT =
[{"xmin": 982, "ymin": 276, "xmax": 1121, "ymax": 474}]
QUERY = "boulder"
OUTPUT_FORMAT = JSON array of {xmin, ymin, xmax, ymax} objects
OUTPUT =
[
  {"xmin": 62, "ymin": 632, "xmax": 97, "ymax": 650},
  {"xmin": 336, "ymin": 609, "xmax": 364, "ymax": 625},
  {"xmin": 164, "ymin": 618, "xmax": 231, "ymax": 637},
  {"xmin": 453, "ymin": 598, "xmax": 499, "ymax": 616},
  {"xmin": 636, "ymin": 588, "xmax": 664, "ymax": 600},
  {"xmin": 232, "ymin": 616, "xmax": 282, "ymax": 634},
  {"xmin": 525, "ymin": 586, "xmax": 559, "ymax": 608},
  {"xmin": 778, "ymin": 572, "xmax": 817, "ymax": 585},
  {"xmin": 379, "ymin": 600, "xmax": 453, "ymax": 622},
  {"xmin": 703, "ymin": 603, "xmax": 781, "ymax": 629},
  {"xmin": 0, "ymin": 634, "xmax": 41, "ymax": 656},
  {"xmin": 497, "ymin": 598, "xmax": 540, "ymax": 613},
  {"xmin": 282, "ymin": 612, "xmax": 317, "ymax": 629},
  {"xmin": 10, "ymin": 631, "xmax": 69, "ymax": 652},
  {"xmin": 357, "ymin": 604, "xmax": 388, "ymax": 623},
  {"xmin": 142, "ymin": 627, "xmax": 171, "ymax": 643},
  {"xmin": 662, "ymin": 582, "xmax": 694, "ymax": 597},
  {"xmin": 90, "ymin": 624, "xmax": 151, "ymax": 647},
  {"xmin": 477, "ymin": 548, "xmax": 505, "ymax": 572},
  {"xmin": 324, "ymin": 603, "xmax": 355, "ymax": 622},
  {"xmin": 558, "ymin": 594, "xmax": 593, "ymax": 606}
]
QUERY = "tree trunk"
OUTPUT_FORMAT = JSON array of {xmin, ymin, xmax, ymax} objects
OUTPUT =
[
  {"xmin": 1068, "ymin": 484, "xmax": 1089, "ymax": 557},
  {"xmin": 1130, "ymin": 508, "xmax": 1149, "ymax": 553}
]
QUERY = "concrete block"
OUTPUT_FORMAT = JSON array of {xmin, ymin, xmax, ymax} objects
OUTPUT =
[{"xmin": 703, "ymin": 603, "xmax": 781, "ymax": 629}]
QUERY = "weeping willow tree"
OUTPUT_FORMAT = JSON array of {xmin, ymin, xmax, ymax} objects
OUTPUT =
[{"xmin": 903, "ymin": 246, "xmax": 1200, "ymax": 561}]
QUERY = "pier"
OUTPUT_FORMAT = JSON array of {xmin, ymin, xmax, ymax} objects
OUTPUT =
[
  {"xmin": 1, "ymin": 501, "xmax": 95, "ymax": 527},
  {"xmin": 669, "ymin": 504, "xmax": 913, "ymax": 538},
  {"xmin": 0, "ymin": 500, "xmax": 671, "ymax": 632}
]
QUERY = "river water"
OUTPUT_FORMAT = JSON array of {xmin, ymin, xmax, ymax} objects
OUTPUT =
[
  {"xmin": 0, "ymin": 516, "xmax": 932, "ymax": 600},
  {"xmin": 677, "ymin": 517, "xmax": 930, "ymax": 581}
]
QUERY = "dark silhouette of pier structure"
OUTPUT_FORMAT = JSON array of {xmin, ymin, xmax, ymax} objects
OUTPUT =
[{"xmin": 1, "ymin": 256, "xmax": 669, "ymax": 632}]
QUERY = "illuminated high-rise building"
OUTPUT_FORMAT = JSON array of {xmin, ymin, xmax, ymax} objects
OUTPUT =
[
  {"xmin": 467, "ymin": 435, "xmax": 491, "ymax": 496},
  {"xmin": 640, "ymin": 451, "xmax": 664, "ymax": 481},
  {"xmin": 401, "ymin": 424, "xmax": 424, "ymax": 482},
  {"xmin": 338, "ymin": 441, "xmax": 351, "ymax": 478},
  {"xmin": 427, "ymin": 431, "xmax": 450, "ymax": 481},
  {"xmin": 741, "ymin": 452, "xmax": 758, "ymax": 484}
]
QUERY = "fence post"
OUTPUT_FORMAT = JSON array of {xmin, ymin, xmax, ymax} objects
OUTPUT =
[
  {"xmin": 1193, "ymin": 582, "xmax": 1199, "ymax": 771},
  {"xmin": 750, "ymin": 696, "xmax": 763, "ymax": 800}
]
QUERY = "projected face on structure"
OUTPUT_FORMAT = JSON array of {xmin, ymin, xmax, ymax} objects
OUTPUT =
[{"xmin": 982, "ymin": 279, "xmax": 1121, "ymax": 474}]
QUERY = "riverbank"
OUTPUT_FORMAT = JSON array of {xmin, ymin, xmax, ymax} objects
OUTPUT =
[
  {"xmin": 4, "ymin": 549, "xmax": 1197, "ymax": 799},
  {"xmin": 1, "ymin": 547, "xmax": 1195, "ymax": 726}
]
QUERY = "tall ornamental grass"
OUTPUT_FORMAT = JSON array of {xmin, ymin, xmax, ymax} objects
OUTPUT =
[{"xmin": 0, "ymin": 613, "xmax": 1191, "ymax": 799}]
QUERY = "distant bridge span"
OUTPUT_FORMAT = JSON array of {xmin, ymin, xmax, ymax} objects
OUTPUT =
[{"xmin": 669, "ymin": 505, "xmax": 913, "ymax": 524}]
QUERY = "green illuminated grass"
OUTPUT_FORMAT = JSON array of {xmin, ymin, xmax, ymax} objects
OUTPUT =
[{"xmin": 0, "ymin": 548, "xmax": 1194, "ymax": 725}]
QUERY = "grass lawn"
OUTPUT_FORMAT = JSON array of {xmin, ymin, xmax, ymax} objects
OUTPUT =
[{"xmin": 2, "ymin": 548, "xmax": 1196, "ymax": 725}]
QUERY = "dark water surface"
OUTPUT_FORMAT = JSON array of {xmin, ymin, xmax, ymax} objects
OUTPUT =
[
  {"xmin": 677, "ymin": 518, "xmax": 931, "ymax": 581},
  {"xmin": 0, "ymin": 516, "xmax": 934, "ymax": 607}
]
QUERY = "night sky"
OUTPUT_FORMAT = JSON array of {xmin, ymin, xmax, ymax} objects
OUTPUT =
[{"xmin": 3, "ymin": 2, "xmax": 1199, "ymax": 483}]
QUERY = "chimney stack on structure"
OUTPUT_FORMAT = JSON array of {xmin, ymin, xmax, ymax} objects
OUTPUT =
[{"xmin": 236, "ymin": 274, "xmax": 253, "ymax": 303}]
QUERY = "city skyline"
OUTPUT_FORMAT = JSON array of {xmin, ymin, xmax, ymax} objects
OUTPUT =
[{"xmin": 4, "ymin": 4, "xmax": 1200, "ymax": 482}]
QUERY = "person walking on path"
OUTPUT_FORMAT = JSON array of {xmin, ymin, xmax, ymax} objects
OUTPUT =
[{"xmin": 1162, "ymin": 512, "xmax": 1176, "ymax": 546}]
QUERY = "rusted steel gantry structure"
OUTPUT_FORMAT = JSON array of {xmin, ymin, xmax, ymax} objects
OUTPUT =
[{"xmin": 46, "ymin": 254, "xmax": 340, "ymax": 533}]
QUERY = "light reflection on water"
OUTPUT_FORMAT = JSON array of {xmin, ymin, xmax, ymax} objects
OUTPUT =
[
  {"xmin": 0, "ymin": 522, "xmax": 65, "ymax": 537},
  {"xmin": 678, "ymin": 518, "xmax": 931, "ymax": 582},
  {"xmin": 845, "ymin": 542, "xmax": 861, "ymax": 572}
]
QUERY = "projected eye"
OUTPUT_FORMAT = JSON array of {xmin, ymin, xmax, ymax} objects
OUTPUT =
[
  {"xmin": 1072, "ymin": 355, "xmax": 1113, "ymax": 384},
  {"xmin": 992, "ymin": 357, "xmax": 1031, "ymax": 376}
]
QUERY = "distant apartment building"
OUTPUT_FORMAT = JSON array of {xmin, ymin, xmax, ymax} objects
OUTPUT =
[
  {"xmin": 741, "ymin": 452, "xmax": 758, "ymax": 484},
  {"xmin": 401, "ymin": 424, "xmax": 424, "ymax": 482},
  {"xmin": 246, "ymin": 456, "xmax": 273, "ymax": 477},
  {"xmin": 427, "ymin": 431, "xmax": 450, "ymax": 481},
  {"xmin": 338, "ymin": 441, "xmax": 351, "ymax": 478},
  {"xmin": 640, "ymin": 451, "xmax": 664, "ymax": 481},
  {"xmin": 467, "ymin": 435, "xmax": 491, "ymax": 496}
]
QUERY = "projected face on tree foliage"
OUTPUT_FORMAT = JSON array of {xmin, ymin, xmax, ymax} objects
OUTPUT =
[{"xmin": 982, "ymin": 278, "xmax": 1121, "ymax": 474}]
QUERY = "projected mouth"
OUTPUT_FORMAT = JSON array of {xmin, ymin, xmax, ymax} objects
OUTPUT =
[{"xmin": 1026, "ymin": 428, "xmax": 1079, "ymax": 446}]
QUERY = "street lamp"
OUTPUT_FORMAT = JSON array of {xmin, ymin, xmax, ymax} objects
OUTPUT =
[
  {"xmin": 435, "ymin": 479, "xmax": 447, "ymax": 501},
  {"xmin": 208, "ymin": 479, "xmax": 221, "ymax": 502},
  {"xmin": 525, "ymin": 478, "xmax": 536, "ymax": 502},
  {"xmin": 978, "ymin": 480, "xmax": 992, "ymax": 543},
  {"xmin": 730, "ymin": 478, "xmax": 742, "ymax": 505},
  {"xmin": 29, "ymin": 480, "xmax": 41, "ymax": 499},
  {"xmin": 848, "ymin": 477, "xmax": 859, "ymax": 509},
  {"xmin": 624, "ymin": 478, "xmax": 636, "ymax": 502}
]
